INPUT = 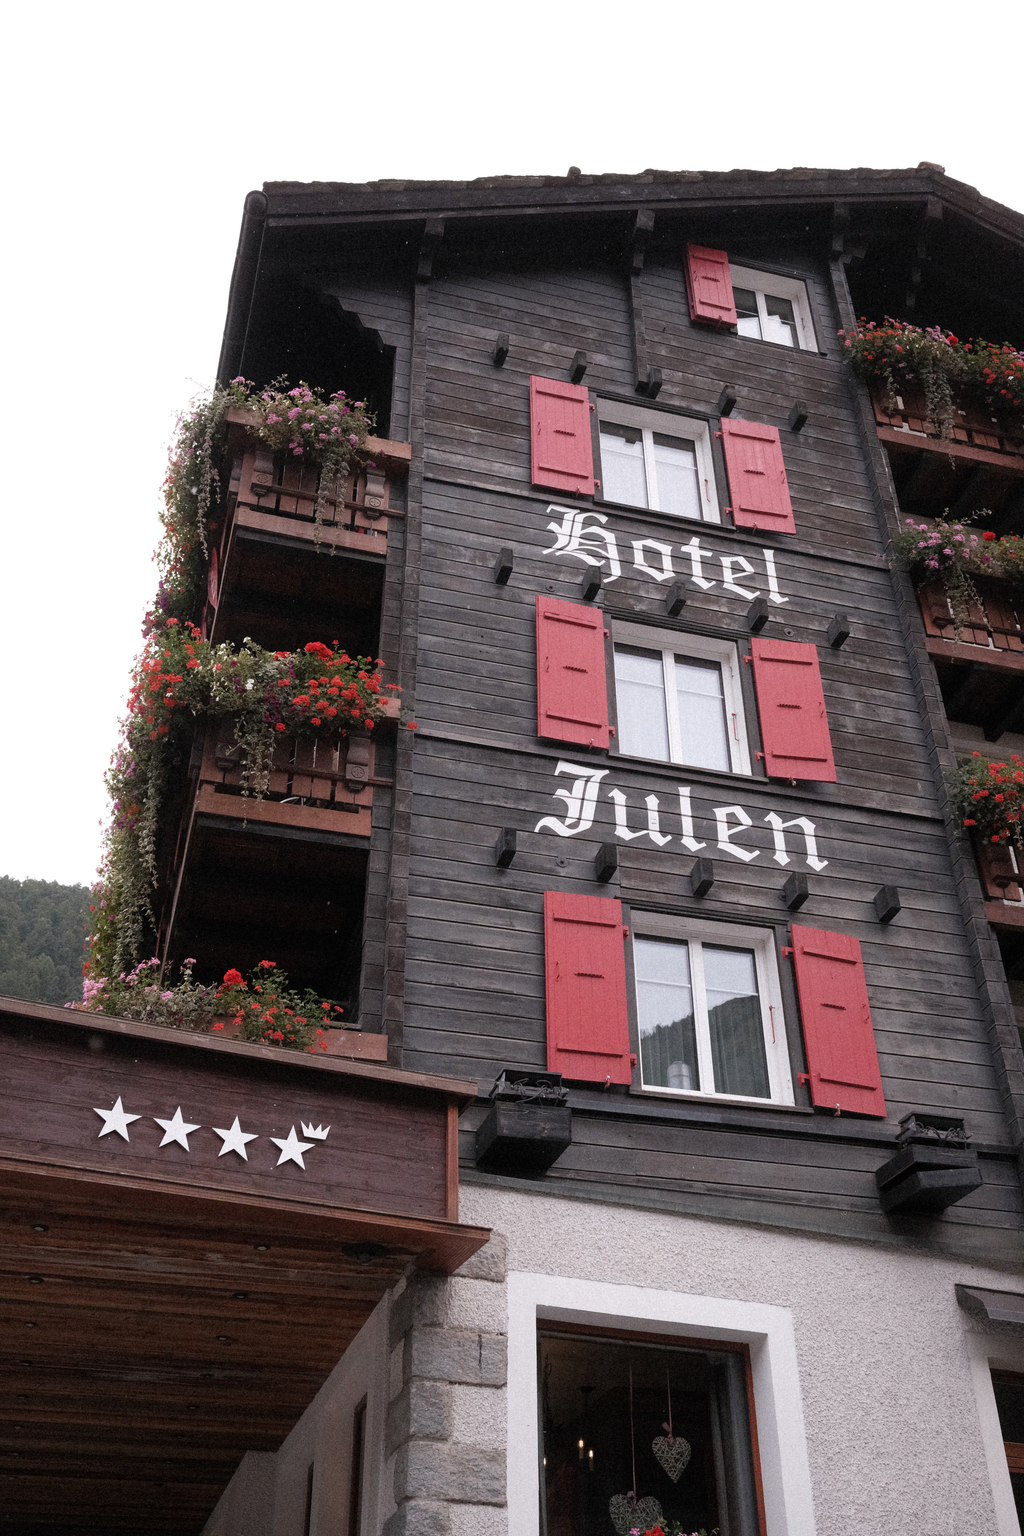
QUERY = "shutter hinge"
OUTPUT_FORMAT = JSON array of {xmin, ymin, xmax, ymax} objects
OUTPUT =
[
  {"xmin": 743, "ymin": 653, "xmax": 751, "ymax": 665},
  {"xmin": 755, "ymin": 750, "xmax": 765, "ymax": 761},
  {"xmin": 603, "ymin": 630, "xmax": 609, "ymax": 638},
  {"xmin": 589, "ymin": 403, "xmax": 596, "ymax": 412},
  {"xmin": 594, "ymin": 479, "xmax": 601, "ymax": 489},
  {"xmin": 714, "ymin": 430, "xmax": 723, "ymax": 439},
  {"xmin": 609, "ymin": 726, "xmax": 615, "ymax": 737},
  {"xmin": 622, "ymin": 926, "xmax": 629, "ymax": 936},
  {"xmin": 782, "ymin": 945, "xmax": 794, "ymax": 958},
  {"xmin": 797, "ymin": 1072, "xmax": 810, "ymax": 1084},
  {"xmin": 630, "ymin": 1053, "xmax": 637, "ymax": 1067}
]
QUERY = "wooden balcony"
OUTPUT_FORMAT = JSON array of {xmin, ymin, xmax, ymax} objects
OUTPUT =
[
  {"xmin": 221, "ymin": 407, "xmax": 410, "ymax": 558},
  {"xmin": 870, "ymin": 382, "xmax": 1024, "ymax": 525},
  {"xmin": 0, "ymin": 992, "xmax": 486, "ymax": 1533},
  {"xmin": 193, "ymin": 717, "xmax": 392, "ymax": 838},
  {"xmin": 970, "ymin": 831, "xmax": 1024, "ymax": 929},
  {"xmin": 917, "ymin": 579, "xmax": 1024, "ymax": 739},
  {"xmin": 206, "ymin": 415, "xmax": 409, "ymax": 655}
]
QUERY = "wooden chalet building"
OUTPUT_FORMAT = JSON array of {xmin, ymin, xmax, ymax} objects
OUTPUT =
[{"xmin": 6, "ymin": 163, "xmax": 1024, "ymax": 1536}]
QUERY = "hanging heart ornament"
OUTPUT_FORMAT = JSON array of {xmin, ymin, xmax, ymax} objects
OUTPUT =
[
  {"xmin": 651, "ymin": 1433, "xmax": 691, "ymax": 1482},
  {"xmin": 608, "ymin": 1493, "xmax": 664, "ymax": 1534}
]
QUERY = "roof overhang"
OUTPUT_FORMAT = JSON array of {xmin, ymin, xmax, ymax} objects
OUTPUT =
[{"xmin": 0, "ymin": 996, "xmax": 486, "ymax": 1535}]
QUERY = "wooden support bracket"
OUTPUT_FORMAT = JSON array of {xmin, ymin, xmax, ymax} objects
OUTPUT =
[
  {"xmin": 493, "ymin": 547, "xmax": 514, "ymax": 585},
  {"xmin": 495, "ymin": 828, "xmax": 517, "ymax": 868},
  {"xmin": 493, "ymin": 332, "xmax": 509, "ymax": 367},
  {"xmin": 716, "ymin": 385, "xmax": 738, "ymax": 418},
  {"xmin": 783, "ymin": 872, "xmax": 809, "ymax": 911},
  {"xmin": 595, "ymin": 843, "xmax": 618, "ymax": 883},
  {"xmin": 788, "ymin": 400, "xmax": 809, "ymax": 433},
  {"xmin": 874, "ymin": 885, "xmax": 901, "ymax": 924},
  {"xmin": 665, "ymin": 583, "xmax": 687, "ymax": 617},
  {"xmin": 746, "ymin": 596, "xmax": 770, "ymax": 633},
  {"xmin": 827, "ymin": 613, "xmax": 851, "ymax": 649},
  {"xmin": 569, "ymin": 350, "xmax": 588, "ymax": 384},
  {"xmin": 581, "ymin": 568, "xmax": 603, "ymax": 603},
  {"xmin": 690, "ymin": 857, "xmax": 714, "ymax": 898},
  {"xmin": 636, "ymin": 366, "xmax": 662, "ymax": 399}
]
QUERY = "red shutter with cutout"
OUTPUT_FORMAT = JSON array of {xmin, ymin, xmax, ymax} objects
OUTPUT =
[
  {"xmin": 536, "ymin": 596, "xmax": 610, "ymax": 748},
  {"xmin": 791, "ymin": 926, "xmax": 886, "ymax": 1117},
  {"xmin": 545, "ymin": 891, "xmax": 631, "ymax": 1084},
  {"xmin": 530, "ymin": 376, "xmax": 595, "ymax": 495},
  {"xmin": 685, "ymin": 245, "xmax": 737, "ymax": 328},
  {"xmin": 721, "ymin": 418, "xmax": 796, "ymax": 535},
  {"xmin": 751, "ymin": 638, "xmax": 836, "ymax": 782}
]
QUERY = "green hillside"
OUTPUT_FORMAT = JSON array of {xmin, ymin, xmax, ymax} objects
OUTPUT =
[{"xmin": 0, "ymin": 876, "xmax": 88, "ymax": 1007}]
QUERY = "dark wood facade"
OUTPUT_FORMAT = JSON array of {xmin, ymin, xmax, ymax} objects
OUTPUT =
[{"xmin": 207, "ymin": 168, "xmax": 1024, "ymax": 1266}]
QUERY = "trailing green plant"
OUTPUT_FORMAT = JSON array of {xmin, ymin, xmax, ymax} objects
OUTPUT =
[
  {"xmin": 91, "ymin": 626, "xmax": 403, "ymax": 982},
  {"xmin": 89, "ymin": 377, "xmax": 402, "ymax": 985},
  {"xmin": 948, "ymin": 752, "xmax": 1024, "ymax": 852},
  {"xmin": 839, "ymin": 318, "xmax": 1024, "ymax": 438}
]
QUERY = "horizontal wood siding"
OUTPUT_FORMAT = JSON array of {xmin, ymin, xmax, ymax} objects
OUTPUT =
[{"xmin": 310, "ymin": 238, "xmax": 1024, "ymax": 1257}]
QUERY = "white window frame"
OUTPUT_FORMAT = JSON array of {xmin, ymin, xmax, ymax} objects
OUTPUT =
[
  {"xmin": 612, "ymin": 618, "xmax": 752, "ymax": 776},
  {"xmin": 507, "ymin": 1274, "xmax": 816, "ymax": 1536},
  {"xmin": 730, "ymin": 263, "xmax": 818, "ymax": 352},
  {"xmin": 631, "ymin": 911, "xmax": 795, "ymax": 1107},
  {"xmin": 597, "ymin": 399, "xmax": 720, "ymax": 523}
]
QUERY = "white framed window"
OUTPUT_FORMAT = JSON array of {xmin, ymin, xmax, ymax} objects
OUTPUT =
[
  {"xmin": 597, "ymin": 400, "xmax": 719, "ymax": 522},
  {"xmin": 631, "ymin": 912, "xmax": 794, "ymax": 1106},
  {"xmin": 729, "ymin": 263, "xmax": 817, "ymax": 351},
  {"xmin": 612, "ymin": 619, "xmax": 750, "ymax": 775}
]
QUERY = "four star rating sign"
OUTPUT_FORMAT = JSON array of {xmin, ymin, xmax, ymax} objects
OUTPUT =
[{"xmin": 91, "ymin": 1098, "xmax": 330, "ymax": 1171}]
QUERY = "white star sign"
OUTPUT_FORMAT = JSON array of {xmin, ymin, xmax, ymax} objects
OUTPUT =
[
  {"xmin": 212, "ymin": 1116, "xmax": 259, "ymax": 1161},
  {"xmin": 94, "ymin": 1097, "xmax": 142, "ymax": 1141},
  {"xmin": 153, "ymin": 1107, "xmax": 202, "ymax": 1151},
  {"xmin": 269, "ymin": 1125, "xmax": 316, "ymax": 1169}
]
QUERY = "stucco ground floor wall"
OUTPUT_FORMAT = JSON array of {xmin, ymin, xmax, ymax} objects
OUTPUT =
[{"xmin": 204, "ymin": 1185, "xmax": 1024, "ymax": 1536}]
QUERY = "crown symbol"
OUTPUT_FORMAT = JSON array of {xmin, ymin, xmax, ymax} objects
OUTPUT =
[{"xmin": 301, "ymin": 1122, "xmax": 331, "ymax": 1141}]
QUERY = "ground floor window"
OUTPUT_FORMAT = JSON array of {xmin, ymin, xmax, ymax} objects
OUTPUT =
[
  {"xmin": 538, "ymin": 1326, "xmax": 764, "ymax": 1536},
  {"xmin": 992, "ymin": 1371, "xmax": 1024, "ymax": 1526}
]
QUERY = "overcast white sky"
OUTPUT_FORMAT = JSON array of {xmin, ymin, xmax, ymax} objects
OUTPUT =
[{"xmin": 3, "ymin": 0, "xmax": 1023, "ymax": 888}]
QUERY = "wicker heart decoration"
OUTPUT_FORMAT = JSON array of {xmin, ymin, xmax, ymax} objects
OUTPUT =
[
  {"xmin": 651, "ymin": 1433, "xmax": 691, "ymax": 1482},
  {"xmin": 608, "ymin": 1493, "xmax": 664, "ymax": 1535}
]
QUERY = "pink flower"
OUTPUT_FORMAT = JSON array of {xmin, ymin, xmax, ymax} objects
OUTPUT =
[{"xmin": 348, "ymin": 433, "xmax": 359, "ymax": 446}]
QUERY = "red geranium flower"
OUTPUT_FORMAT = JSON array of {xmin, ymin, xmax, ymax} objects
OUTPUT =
[{"xmin": 222, "ymin": 968, "xmax": 243, "ymax": 986}]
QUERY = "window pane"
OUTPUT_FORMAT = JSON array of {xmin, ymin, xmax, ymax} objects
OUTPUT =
[
  {"xmin": 703, "ymin": 947, "xmax": 770, "ymax": 1099},
  {"xmin": 635, "ymin": 938, "xmax": 700, "ymax": 1092},
  {"xmin": 652, "ymin": 432, "xmax": 702, "ymax": 520},
  {"xmin": 732, "ymin": 286, "xmax": 761, "ymax": 340},
  {"xmin": 674, "ymin": 657, "xmax": 731, "ymax": 771},
  {"xmin": 599, "ymin": 421, "xmax": 648, "ymax": 507},
  {"xmin": 614, "ymin": 646, "xmax": 670, "ymax": 762},
  {"xmin": 763, "ymin": 293, "xmax": 797, "ymax": 348}
]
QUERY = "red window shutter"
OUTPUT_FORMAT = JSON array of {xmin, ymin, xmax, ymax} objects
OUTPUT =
[
  {"xmin": 751, "ymin": 638, "xmax": 836, "ymax": 783},
  {"xmin": 544, "ymin": 891, "xmax": 631, "ymax": 1084},
  {"xmin": 720, "ymin": 418, "xmax": 796, "ymax": 535},
  {"xmin": 685, "ymin": 245, "xmax": 737, "ymax": 328},
  {"xmin": 791, "ymin": 925, "xmax": 886, "ymax": 1117},
  {"xmin": 530, "ymin": 376, "xmax": 595, "ymax": 496},
  {"xmin": 536, "ymin": 596, "xmax": 610, "ymax": 748}
]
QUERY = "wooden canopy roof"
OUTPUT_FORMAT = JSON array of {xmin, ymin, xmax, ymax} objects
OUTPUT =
[{"xmin": 0, "ymin": 996, "xmax": 486, "ymax": 1536}]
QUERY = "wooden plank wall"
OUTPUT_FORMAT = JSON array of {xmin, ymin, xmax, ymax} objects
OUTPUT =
[{"xmin": 357, "ymin": 239, "xmax": 1023, "ymax": 1256}]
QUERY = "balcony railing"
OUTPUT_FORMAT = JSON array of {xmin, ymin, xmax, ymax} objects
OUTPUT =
[
  {"xmin": 870, "ymin": 382, "xmax": 1024, "ymax": 460},
  {"xmin": 193, "ymin": 718, "xmax": 393, "ymax": 837},
  {"xmin": 917, "ymin": 578, "xmax": 1024, "ymax": 660},
  {"xmin": 221, "ymin": 407, "xmax": 411, "ymax": 557}
]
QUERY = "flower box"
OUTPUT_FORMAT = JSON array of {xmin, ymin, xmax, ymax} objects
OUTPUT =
[
  {"xmin": 869, "ymin": 380, "xmax": 1014, "ymax": 452},
  {"xmin": 917, "ymin": 578, "xmax": 1024, "ymax": 655},
  {"xmin": 194, "ymin": 722, "xmax": 385, "ymax": 837},
  {"xmin": 971, "ymin": 828, "xmax": 1022, "ymax": 903}
]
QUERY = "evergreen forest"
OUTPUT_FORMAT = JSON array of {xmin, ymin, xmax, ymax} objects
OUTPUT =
[{"xmin": 0, "ymin": 876, "xmax": 88, "ymax": 1006}]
